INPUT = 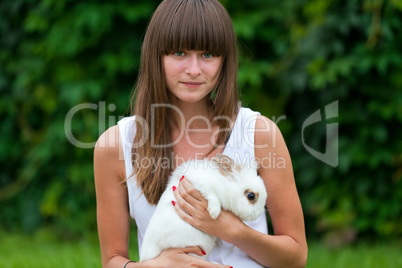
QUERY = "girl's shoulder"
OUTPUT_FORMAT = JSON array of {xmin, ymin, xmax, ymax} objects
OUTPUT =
[
  {"xmin": 254, "ymin": 114, "xmax": 285, "ymax": 148},
  {"xmin": 94, "ymin": 125, "xmax": 125, "ymax": 176}
]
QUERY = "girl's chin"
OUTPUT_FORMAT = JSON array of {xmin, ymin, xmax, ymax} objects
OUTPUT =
[{"xmin": 170, "ymin": 93, "xmax": 210, "ymax": 105}]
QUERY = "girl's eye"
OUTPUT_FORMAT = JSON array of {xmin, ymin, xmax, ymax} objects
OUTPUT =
[
  {"xmin": 174, "ymin": 51, "xmax": 185, "ymax": 57},
  {"xmin": 203, "ymin": 53, "xmax": 213, "ymax": 58}
]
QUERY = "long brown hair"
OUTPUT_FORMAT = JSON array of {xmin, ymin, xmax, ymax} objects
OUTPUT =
[{"xmin": 130, "ymin": 0, "xmax": 239, "ymax": 205}]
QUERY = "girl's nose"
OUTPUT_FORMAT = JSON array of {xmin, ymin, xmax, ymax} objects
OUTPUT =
[{"xmin": 185, "ymin": 55, "xmax": 201, "ymax": 77}]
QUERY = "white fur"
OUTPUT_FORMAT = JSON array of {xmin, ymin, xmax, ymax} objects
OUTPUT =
[{"xmin": 140, "ymin": 156, "xmax": 267, "ymax": 262}]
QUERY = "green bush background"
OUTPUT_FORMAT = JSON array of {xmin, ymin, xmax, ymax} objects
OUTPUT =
[{"xmin": 1, "ymin": 0, "xmax": 401, "ymax": 246}]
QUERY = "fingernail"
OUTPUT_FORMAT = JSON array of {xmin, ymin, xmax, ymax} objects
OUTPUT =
[
  {"xmin": 180, "ymin": 175, "xmax": 184, "ymax": 182},
  {"xmin": 172, "ymin": 186, "xmax": 176, "ymax": 191},
  {"xmin": 201, "ymin": 249, "xmax": 206, "ymax": 255},
  {"xmin": 171, "ymin": 201, "xmax": 176, "ymax": 206}
]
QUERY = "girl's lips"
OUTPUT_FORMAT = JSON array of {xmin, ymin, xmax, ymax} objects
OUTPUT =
[{"xmin": 181, "ymin": 81, "xmax": 204, "ymax": 87}]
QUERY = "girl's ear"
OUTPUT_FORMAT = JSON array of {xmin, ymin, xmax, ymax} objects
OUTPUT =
[{"xmin": 211, "ymin": 154, "xmax": 240, "ymax": 179}]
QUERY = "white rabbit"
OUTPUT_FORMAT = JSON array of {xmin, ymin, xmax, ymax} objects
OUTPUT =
[{"xmin": 140, "ymin": 154, "xmax": 267, "ymax": 262}]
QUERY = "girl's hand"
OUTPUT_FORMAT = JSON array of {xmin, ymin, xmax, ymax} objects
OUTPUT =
[
  {"xmin": 143, "ymin": 246, "xmax": 232, "ymax": 268},
  {"xmin": 173, "ymin": 177, "xmax": 244, "ymax": 243}
]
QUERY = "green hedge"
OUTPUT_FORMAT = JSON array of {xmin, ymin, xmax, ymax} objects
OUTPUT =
[{"xmin": 1, "ymin": 0, "xmax": 401, "ymax": 243}]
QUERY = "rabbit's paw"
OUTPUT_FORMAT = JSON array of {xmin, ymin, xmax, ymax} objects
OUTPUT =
[{"xmin": 207, "ymin": 205, "xmax": 221, "ymax": 220}]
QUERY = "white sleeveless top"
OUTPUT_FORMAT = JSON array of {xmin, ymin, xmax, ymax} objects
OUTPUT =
[{"xmin": 118, "ymin": 107, "xmax": 267, "ymax": 267}]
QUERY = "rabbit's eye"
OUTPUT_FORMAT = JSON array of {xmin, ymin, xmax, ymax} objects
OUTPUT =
[
  {"xmin": 247, "ymin": 192, "xmax": 255, "ymax": 201},
  {"xmin": 245, "ymin": 190, "xmax": 258, "ymax": 204}
]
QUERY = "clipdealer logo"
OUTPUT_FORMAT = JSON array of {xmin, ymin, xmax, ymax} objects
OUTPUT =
[
  {"xmin": 64, "ymin": 100, "xmax": 339, "ymax": 167},
  {"xmin": 301, "ymin": 101, "xmax": 339, "ymax": 167}
]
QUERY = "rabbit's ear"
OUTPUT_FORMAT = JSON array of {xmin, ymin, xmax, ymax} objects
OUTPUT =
[{"xmin": 211, "ymin": 154, "xmax": 240, "ymax": 179}]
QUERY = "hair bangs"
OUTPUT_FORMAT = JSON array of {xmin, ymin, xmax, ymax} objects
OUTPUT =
[{"xmin": 159, "ymin": 0, "xmax": 229, "ymax": 57}]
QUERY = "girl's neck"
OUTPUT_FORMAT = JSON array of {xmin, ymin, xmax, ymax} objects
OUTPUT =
[{"xmin": 168, "ymin": 97, "xmax": 214, "ymax": 131}]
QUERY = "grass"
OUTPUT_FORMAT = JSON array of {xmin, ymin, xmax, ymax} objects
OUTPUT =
[
  {"xmin": 0, "ymin": 230, "xmax": 400, "ymax": 267},
  {"xmin": 306, "ymin": 241, "xmax": 401, "ymax": 268},
  {"xmin": 0, "ymin": 229, "xmax": 139, "ymax": 268}
]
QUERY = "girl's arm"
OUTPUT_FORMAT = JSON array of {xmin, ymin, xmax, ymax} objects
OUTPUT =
[
  {"xmin": 94, "ymin": 125, "xmax": 131, "ymax": 267},
  {"xmin": 94, "ymin": 126, "xmax": 232, "ymax": 268},
  {"xmin": 174, "ymin": 115, "xmax": 307, "ymax": 268}
]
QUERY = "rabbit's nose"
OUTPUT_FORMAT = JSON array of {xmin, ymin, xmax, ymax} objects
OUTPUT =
[{"xmin": 245, "ymin": 190, "xmax": 258, "ymax": 204}]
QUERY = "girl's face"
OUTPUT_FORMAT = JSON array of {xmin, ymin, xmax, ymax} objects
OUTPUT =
[{"xmin": 163, "ymin": 50, "xmax": 222, "ymax": 105}]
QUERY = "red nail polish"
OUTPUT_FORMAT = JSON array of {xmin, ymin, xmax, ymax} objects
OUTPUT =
[
  {"xmin": 172, "ymin": 186, "xmax": 176, "ymax": 191},
  {"xmin": 180, "ymin": 175, "xmax": 184, "ymax": 182},
  {"xmin": 201, "ymin": 249, "xmax": 206, "ymax": 255},
  {"xmin": 171, "ymin": 201, "xmax": 176, "ymax": 206}
]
